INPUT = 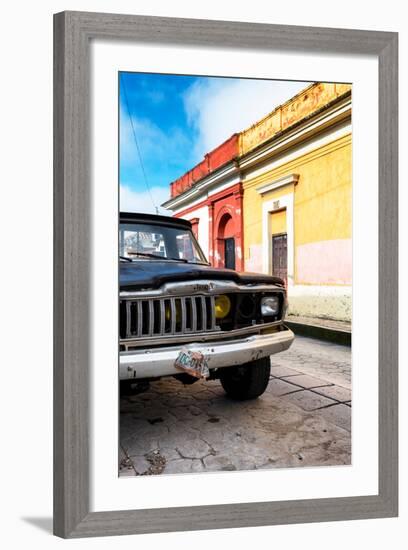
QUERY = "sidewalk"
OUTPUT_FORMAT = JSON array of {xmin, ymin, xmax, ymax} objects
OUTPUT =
[{"xmin": 285, "ymin": 314, "xmax": 351, "ymax": 346}]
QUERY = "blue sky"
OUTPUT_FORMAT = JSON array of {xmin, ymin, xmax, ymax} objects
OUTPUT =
[{"xmin": 119, "ymin": 72, "xmax": 309, "ymax": 214}]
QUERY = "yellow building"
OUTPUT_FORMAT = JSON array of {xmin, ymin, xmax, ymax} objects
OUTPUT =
[{"xmin": 240, "ymin": 83, "xmax": 352, "ymax": 321}]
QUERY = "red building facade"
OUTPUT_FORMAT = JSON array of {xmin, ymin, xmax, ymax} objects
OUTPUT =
[
  {"xmin": 163, "ymin": 136, "xmax": 244, "ymax": 271},
  {"xmin": 175, "ymin": 182, "xmax": 244, "ymax": 271},
  {"xmin": 170, "ymin": 135, "xmax": 239, "ymax": 198}
]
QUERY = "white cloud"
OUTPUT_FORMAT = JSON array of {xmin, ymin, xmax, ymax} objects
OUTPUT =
[
  {"xmin": 120, "ymin": 105, "xmax": 192, "ymax": 175},
  {"xmin": 120, "ymin": 184, "xmax": 171, "ymax": 215},
  {"xmin": 183, "ymin": 78, "xmax": 310, "ymax": 159},
  {"xmin": 119, "ymin": 77, "xmax": 312, "ymax": 211}
]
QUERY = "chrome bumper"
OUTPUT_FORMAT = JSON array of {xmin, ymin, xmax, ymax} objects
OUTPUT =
[{"xmin": 120, "ymin": 327, "xmax": 294, "ymax": 380}]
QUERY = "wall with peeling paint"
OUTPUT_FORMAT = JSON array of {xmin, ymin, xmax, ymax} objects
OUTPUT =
[
  {"xmin": 243, "ymin": 129, "xmax": 352, "ymax": 321},
  {"xmin": 239, "ymin": 82, "xmax": 351, "ymax": 156},
  {"xmin": 166, "ymin": 81, "xmax": 352, "ymax": 322}
]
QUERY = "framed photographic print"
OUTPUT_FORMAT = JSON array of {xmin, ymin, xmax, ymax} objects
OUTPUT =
[{"xmin": 53, "ymin": 11, "xmax": 398, "ymax": 538}]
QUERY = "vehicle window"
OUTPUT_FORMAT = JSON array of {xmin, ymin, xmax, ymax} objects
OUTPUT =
[
  {"xmin": 176, "ymin": 233, "xmax": 197, "ymax": 261},
  {"xmin": 120, "ymin": 227, "xmax": 166, "ymax": 257},
  {"xmin": 119, "ymin": 222, "xmax": 207, "ymax": 264}
]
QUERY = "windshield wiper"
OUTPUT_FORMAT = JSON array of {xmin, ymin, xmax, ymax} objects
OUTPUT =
[
  {"xmin": 127, "ymin": 251, "xmax": 188, "ymax": 262},
  {"xmin": 186, "ymin": 260, "xmax": 211, "ymax": 266},
  {"xmin": 122, "ymin": 252, "xmax": 209, "ymax": 264}
]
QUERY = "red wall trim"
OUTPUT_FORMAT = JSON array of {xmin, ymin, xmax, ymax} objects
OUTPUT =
[
  {"xmin": 170, "ymin": 134, "xmax": 239, "ymax": 198},
  {"xmin": 174, "ymin": 182, "xmax": 242, "ymax": 219},
  {"xmin": 175, "ymin": 182, "xmax": 244, "ymax": 271}
]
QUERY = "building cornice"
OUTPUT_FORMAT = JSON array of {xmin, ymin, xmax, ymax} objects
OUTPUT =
[
  {"xmin": 162, "ymin": 93, "xmax": 351, "ymax": 211},
  {"xmin": 162, "ymin": 161, "xmax": 240, "ymax": 210},
  {"xmin": 239, "ymin": 94, "xmax": 351, "ymax": 174},
  {"xmin": 256, "ymin": 173, "xmax": 299, "ymax": 195}
]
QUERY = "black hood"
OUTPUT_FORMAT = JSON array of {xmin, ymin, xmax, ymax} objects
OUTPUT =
[{"xmin": 120, "ymin": 260, "xmax": 284, "ymax": 291}]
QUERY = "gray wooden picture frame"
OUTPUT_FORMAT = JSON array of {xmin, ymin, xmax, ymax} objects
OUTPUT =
[{"xmin": 53, "ymin": 11, "xmax": 398, "ymax": 538}]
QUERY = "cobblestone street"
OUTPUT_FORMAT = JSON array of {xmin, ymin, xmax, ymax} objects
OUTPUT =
[{"xmin": 120, "ymin": 336, "xmax": 351, "ymax": 476}]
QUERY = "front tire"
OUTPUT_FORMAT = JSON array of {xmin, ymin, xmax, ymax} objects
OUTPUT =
[{"xmin": 219, "ymin": 357, "xmax": 271, "ymax": 400}]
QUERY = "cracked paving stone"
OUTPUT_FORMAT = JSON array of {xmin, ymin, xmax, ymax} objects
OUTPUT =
[
  {"xmin": 230, "ymin": 446, "xmax": 271, "ymax": 466},
  {"xmin": 267, "ymin": 378, "xmax": 302, "ymax": 396},
  {"xmin": 192, "ymin": 390, "xmax": 217, "ymax": 400},
  {"xmin": 119, "ymin": 336, "xmax": 351, "ymax": 475},
  {"xmin": 120, "ymin": 417, "xmax": 154, "ymax": 435},
  {"xmin": 205, "ymin": 401, "xmax": 244, "ymax": 417},
  {"xmin": 312, "ymin": 385, "xmax": 351, "ymax": 402},
  {"xmin": 158, "ymin": 434, "xmax": 203, "ymax": 452},
  {"xmin": 166, "ymin": 406, "xmax": 194, "ymax": 421},
  {"xmin": 142, "ymin": 405, "xmax": 170, "ymax": 417},
  {"xmin": 166, "ymin": 424, "xmax": 198, "ymax": 438},
  {"xmin": 317, "ymin": 404, "xmax": 351, "ymax": 432},
  {"xmin": 292, "ymin": 439, "xmax": 352, "ymax": 466},
  {"xmin": 157, "ymin": 446, "xmax": 181, "ymax": 461},
  {"xmin": 119, "ymin": 401, "xmax": 147, "ymax": 415},
  {"xmin": 163, "ymin": 397, "xmax": 194, "ymax": 407},
  {"xmin": 182, "ymin": 383, "xmax": 207, "ymax": 393},
  {"xmin": 270, "ymin": 365, "xmax": 302, "ymax": 377},
  {"xmin": 137, "ymin": 450, "xmax": 167, "ymax": 475},
  {"xmin": 175, "ymin": 438, "xmax": 212, "ymax": 459},
  {"xmin": 256, "ymin": 454, "xmax": 298, "ymax": 469},
  {"xmin": 122, "ymin": 436, "xmax": 159, "ymax": 457},
  {"xmin": 139, "ymin": 392, "xmax": 157, "ymax": 401},
  {"xmin": 229, "ymin": 457, "xmax": 257, "ymax": 471},
  {"xmin": 281, "ymin": 374, "xmax": 333, "ymax": 389},
  {"xmin": 283, "ymin": 390, "xmax": 335, "ymax": 411},
  {"xmin": 206, "ymin": 387, "xmax": 226, "ymax": 397},
  {"xmin": 273, "ymin": 339, "xmax": 351, "ymax": 387},
  {"xmin": 163, "ymin": 459, "xmax": 187, "ymax": 474},
  {"xmin": 164, "ymin": 458, "xmax": 205, "ymax": 474},
  {"xmin": 203, "ymin": 455, "xmax": 236, "ymax": 471},
  {"xmin": 193, "ymin": 430, "xmax": 241, "ymax": 451},
  {"xmin": 133, "ymin": 422, "xmax": 169, "ymax": 440},
  {"xmin": 190, "ymin": 459, "xmax": 206, "ymax": 473},
  {"xmin": 131, "ymin": 456, "xmax": 151, "ymax": 474},
  {"xmin": 188, "ymin": 405, "xmax": 204, "ymax": 416}
]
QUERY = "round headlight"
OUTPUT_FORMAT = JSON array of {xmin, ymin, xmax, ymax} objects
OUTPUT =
[
  {"xmin": 214, "ymin": 294, "xmax": 231, "ymax": 319},
  {"xmin": 261, "ymin": 295, "xmax": 280, "ymax": 316}
]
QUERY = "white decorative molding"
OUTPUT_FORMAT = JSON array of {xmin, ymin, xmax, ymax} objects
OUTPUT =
[
  {"xmin": 164, "ymin": 95, "xmax": 351, "ymax": 212},
  {"xmin": 162, "ymin": 163, "xmax": 240, "ymax": 211},
  {"xmin": 257, "ymin": 173, "xmax": 299, "ymax": 196}
]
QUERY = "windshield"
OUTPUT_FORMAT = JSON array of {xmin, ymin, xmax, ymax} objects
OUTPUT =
[{"xmin": 119, "ymin": 222, "xmax": 208, "ymax": 264}]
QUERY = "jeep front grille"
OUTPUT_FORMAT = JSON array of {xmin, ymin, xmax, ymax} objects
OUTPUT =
[{"xmin": 120, "ymin": 296, "xmax": 218, "ymax": 339}]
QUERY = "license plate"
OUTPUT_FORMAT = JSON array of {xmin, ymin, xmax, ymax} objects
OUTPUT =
[{"xmin": 174, "ymin": 348, "xmax": 209, "ymax": 379}]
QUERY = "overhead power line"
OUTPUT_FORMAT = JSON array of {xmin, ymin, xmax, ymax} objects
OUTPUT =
[{"xmin": 120, "ymin": 74, "xmax": 158, "ymax": 214}]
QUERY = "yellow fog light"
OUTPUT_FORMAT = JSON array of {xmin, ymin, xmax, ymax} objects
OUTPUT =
[{"xmin": 214, "ymin": 295, "xmax": 231, "ymax": 319}]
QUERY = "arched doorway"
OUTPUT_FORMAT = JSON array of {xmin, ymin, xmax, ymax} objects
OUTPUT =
[{"xmin": 216, "ymin": 211, "xmax": 236, "ymax": 269}]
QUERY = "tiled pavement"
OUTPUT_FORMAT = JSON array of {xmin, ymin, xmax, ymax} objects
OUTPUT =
[{"xmin": 120, "ymin": 336, "xmax": 351, "ymax": 476}]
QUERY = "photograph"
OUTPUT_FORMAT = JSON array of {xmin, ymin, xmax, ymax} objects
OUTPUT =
[{"xmin": 118, "ymin": 72, "xmax": 352, "ymax": 477}]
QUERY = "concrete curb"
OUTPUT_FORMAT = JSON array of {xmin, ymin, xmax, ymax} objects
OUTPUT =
[{"xmin": 285, "ymin": 320, "xmax": 351, "ymax": 347}]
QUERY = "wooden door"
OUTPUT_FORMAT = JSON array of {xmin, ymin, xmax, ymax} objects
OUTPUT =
[
  {"xmin": 272, "ymin": 234, "xmax": 287, "ymax": 282},
  {"xmin": 224, "ymin": 237, "xmax": 236, "ymax": 270}
]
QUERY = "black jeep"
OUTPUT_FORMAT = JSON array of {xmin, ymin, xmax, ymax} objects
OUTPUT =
[{"xmin": 119, "ymin": 212, "xmax": 294, "ymax": 400}]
